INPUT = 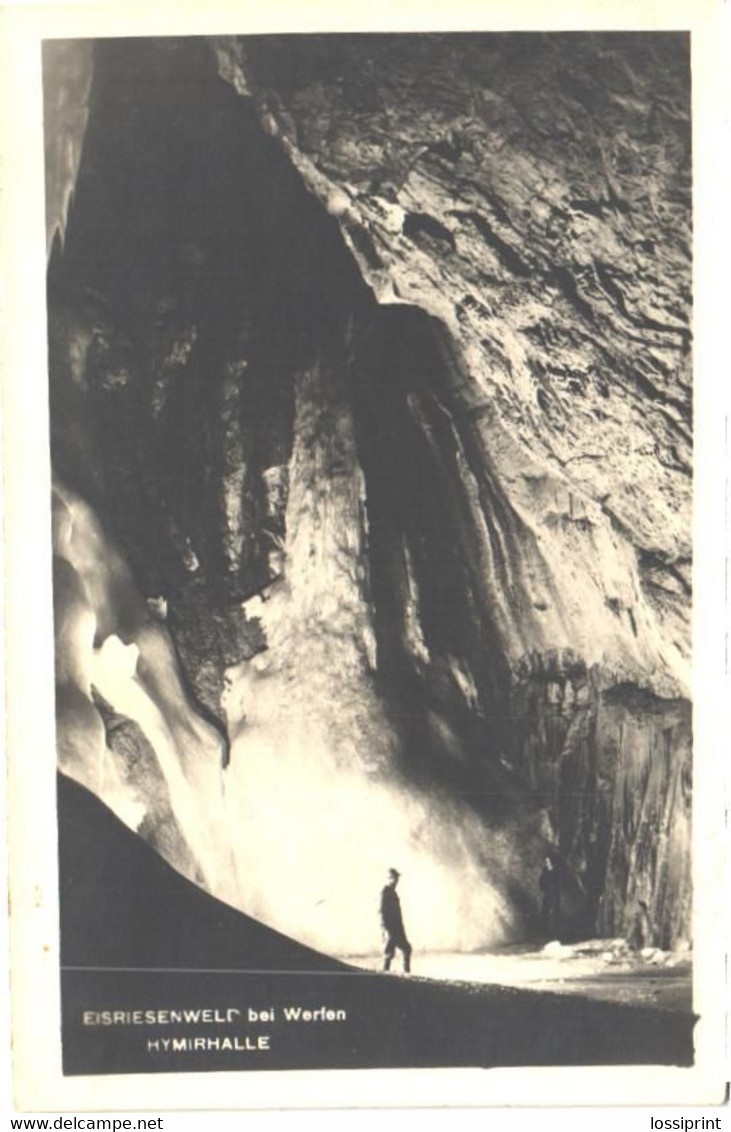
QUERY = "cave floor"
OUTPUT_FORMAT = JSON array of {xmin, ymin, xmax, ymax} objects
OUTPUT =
[
  {"xmin": 342, "ymin": 943, "xmax": 693, "ymax": 1013},
  {"xmin": 59, "ymin": 777, "xmax": 694, "ymax": 1070}
]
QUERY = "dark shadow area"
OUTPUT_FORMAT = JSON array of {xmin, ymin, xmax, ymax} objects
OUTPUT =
[
  {"xmin": 48, "ymin": 36, "xmax": 374, "ymax": 602},
  {"xmin": 351, "ymin": 306, "xmax": 540, "ymax": 815}
]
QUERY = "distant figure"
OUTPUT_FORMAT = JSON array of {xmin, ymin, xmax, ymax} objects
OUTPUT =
[
  {"xmin": 380, "ymin": 868, "xmax": 412, "ymax": 974},
  {"xmin": 626, "ymin": 899, "xmax": 655, "ymax": 951},
  {"xmin": 181, "ymin": 537, "xmax": 200, "ymax": 573},
  {"xmin": 146, "ymin": 595, "xmax": 168, "ymax": 621},
  {"xmin": 539, "ymin": 855, "xmax": 561, "ymax": 939}
]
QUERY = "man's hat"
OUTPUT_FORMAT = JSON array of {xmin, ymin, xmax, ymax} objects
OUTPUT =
[{"xmin": 388, "ymin": 867, "xmax": 401, "ymax": 878}]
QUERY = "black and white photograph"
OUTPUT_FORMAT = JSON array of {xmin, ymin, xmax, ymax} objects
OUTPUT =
[{"xmin": 2, "ymin": 0, "xmax": 727, "ymax": 1113}]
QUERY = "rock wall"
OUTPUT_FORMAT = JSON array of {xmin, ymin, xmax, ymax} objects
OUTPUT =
[
  {"xmin": 211, "ymin": 32, "xmax": 693, "ymax": 945},
  {"xmin": 212, "ymin": 33, "xmax": 691, "ymax": 689},
  {"xmin": 44, "ymin": 34, "xmax": 692, "ymax": 949}
]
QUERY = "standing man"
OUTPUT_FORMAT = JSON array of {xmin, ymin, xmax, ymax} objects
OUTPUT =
[
  {"xmin": 539, "ymin": 855, "xmax": 561, "ymax": 939},
  {"xmin": 380, "ymin": 868, "xmax": 412, "ymax": 974}
]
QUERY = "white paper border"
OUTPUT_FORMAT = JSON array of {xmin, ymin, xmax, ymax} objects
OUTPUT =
[{"xmin": 1, "ymin": 0, "xmax": 727, "ymax": 1113}]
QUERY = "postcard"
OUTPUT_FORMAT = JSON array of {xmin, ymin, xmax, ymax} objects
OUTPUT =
[{"xmin": 2, "ymin": 0, "xmax": 726, "ymax": 1112}]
